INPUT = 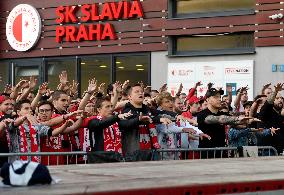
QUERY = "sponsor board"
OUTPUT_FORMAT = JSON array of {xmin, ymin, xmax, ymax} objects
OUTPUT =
[{"xmin": 167, "ymin": 60, "xmax": 254, "ymax": 100}]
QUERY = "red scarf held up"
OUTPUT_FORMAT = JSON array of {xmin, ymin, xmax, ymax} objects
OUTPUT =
[
  {"xmin": 139, "ymin": 123, "xmax": 160, "ymax": 150},
  {"xmin": 96, "ymin": 115, "xmax": 122, "ymax": 154},
  {"xmin": 19, "ymin": 122, "xmax": 40, "ymax": 162}
]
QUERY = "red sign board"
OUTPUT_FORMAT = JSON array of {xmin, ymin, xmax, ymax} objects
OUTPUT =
[{"xmin": 55, "ymin": 1, "xmax": 144, "ymax": 43}]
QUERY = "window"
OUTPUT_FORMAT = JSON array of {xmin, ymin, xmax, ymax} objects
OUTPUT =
[
  {"xmin": 0, "ymin": 53, "xmax": 151, "ymax": 97},
  {"xmin": 115, "ymin": 54, "xmax": 150, "ymax": 86},
  {"xmin": 170, "ymin": 32, "xmax": 255, "ymax": 56},
  {"xmin": 80, "ymin": 56, "xmax": 111, "ymax": 94},
  {"xmin": 46, "ymin": 58, "xmax": 76, "ymax": 91},
  {"xmin": 170, "ymin": 0, "xmax": 255, "ymax": 18},
  {"xmin": 12, "ymin": 58, "xmax": 42, "ymax": 88},
  {"xmin": 0, "ymin": 61, "xmax": 10, "ymax": 90}
]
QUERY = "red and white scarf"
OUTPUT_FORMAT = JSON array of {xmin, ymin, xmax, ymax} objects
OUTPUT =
[
  {"xmin": 139, "ymin": 123, "xmax": 160, "ymax": 150},
  {"xmin": 79, "ymin": 128, "xmax": 91, "ymax": 152},
  {"xmin": 19, "ymin": 122, "xmax": 40, "ymax": 162},
  {"xmin": 96, "ymin": 115, "xmax": 122, "ymax": 154}
]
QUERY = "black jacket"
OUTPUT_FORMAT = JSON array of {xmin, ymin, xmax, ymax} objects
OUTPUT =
[
  {"xmin": 258, "ymin": 101, "xmax": 284, "ymax": 153},
  {"xmin": 119, "ymin": 102, "xmax": 161, "ymax": 154},
  {"xmin": 88, "ymin": 115, "xmax": 120, "ymax": 152}
]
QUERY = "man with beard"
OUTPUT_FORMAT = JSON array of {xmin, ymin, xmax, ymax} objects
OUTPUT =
[
  {"xmin": 173, "ymin": 97, "xmax": 184, "ymax": 114},
  {"xmin": 0, "ymin": 95, "xmax": 14, "ymax": 167},
  {"xmin": 258, "ymin": 83, "xmax": 284, "ymax": 154},
  {"xmin": 197, "ymin": 87, "xmax": 254, "ymax": 158}
]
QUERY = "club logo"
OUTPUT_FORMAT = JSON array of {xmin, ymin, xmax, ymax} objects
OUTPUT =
[{"xmin": 6, "ymin": 4, "xmax": 41, "ymax": 51}]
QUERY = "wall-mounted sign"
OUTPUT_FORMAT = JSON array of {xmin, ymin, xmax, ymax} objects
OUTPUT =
[
  {"xmin": 167, "ymin": 60, "xmax": 254, "ymax": 101},
  {"xmin": 6, "ymin": 4, "xmax": 42, "ymax": 51},
  {"xmin": 55, "ymin": 1, "xmax": 144, "ymax": 43}
]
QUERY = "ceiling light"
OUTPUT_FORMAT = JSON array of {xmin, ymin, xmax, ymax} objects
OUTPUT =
[
  {"xmin": 137, "ymin": 68, "xmax": 144, "ymax": 71},
  {"xmin": 99, "ymin": 65, "xmax": 107, "ymax": 68},
  {"xmin": 136, "ymin": 64, "xmax": 143, "ymax": 67},
  {"xmin": 118, "ymin": 66, "xmax": 124, "ymax": 69},
  {"xmin": 116, "ymin": 61, "xmax": 122, "ymax": 64},
  {"xmin": 81, "ymin": 62, "xmax": 86, "ymax": 65}
]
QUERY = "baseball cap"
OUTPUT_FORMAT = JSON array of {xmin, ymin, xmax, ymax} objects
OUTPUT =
[
  {"xmin": 188, "ymin": 96, "xmax": 200, "ymax": 104},
  {"xmin": 205, "ymin": 88, "xmax": 224, "ymax": 99},
  {"xmin": 243, "ymin": 101, "xmax": 253, "ymax": 108}
]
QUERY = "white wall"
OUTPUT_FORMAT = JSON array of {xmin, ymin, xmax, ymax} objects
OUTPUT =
[{"xmin": 151, "ymin": 47, "xmax": 284, "ymax": 97}]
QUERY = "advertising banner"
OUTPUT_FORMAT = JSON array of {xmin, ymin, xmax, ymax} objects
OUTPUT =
[{"xmin": 167, "ymin": 60, "xmax": 254, "ymax": 100}]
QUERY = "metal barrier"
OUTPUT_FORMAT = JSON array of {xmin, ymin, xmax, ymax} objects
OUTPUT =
[
  {"xmin": 154, "ymin": 146, "xmax": 278, "ymax": 160},
  {"xmin": 0, "ymin": 146, "xmax": 278, "ymax": 165},
  {"xmin": 0, "ymin": 151, "xmax": 88, "ymax": 166}
]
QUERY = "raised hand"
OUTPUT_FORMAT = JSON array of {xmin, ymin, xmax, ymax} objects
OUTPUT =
[
  {"xmin": 98, "ymin": 83, "xmax": 106, "ymax": 94},
  {"xmin": 274, "ymin": 83, "xmax": 284, "ymax": 92},
  {"xmin": 263, "ymin": 83, "xmax": 271, "ymax": 89},
  {"xmin": 248, "ymin": 118, "xmax": 261, "ymax": 124},
  {"xmin": 236, "ymin": 116, "xmax": 255, "ymax": 125},
  {"xmin": 160, "ymin": 117, "xmax": 173, "ymax": 126},
  {"xmin": 144, "ymin": 86, "xmax": 151, "ymax": 94},
  {"xmin": 139, "ymin": 112, "xmax": 153, "ymax": 123},
  {"xmin": 113, "ymin": 81, "xmax": 122, "ymax": 93},
  {"xmin": 240, "ymin": 85, "xmax": 249, "ymax": 93},
  {"xmin": 177, "ymin": 83, "xmax": 183, "ymax": 94},
  {"xmin": 38, "ymin": 82, "xmax": 48, "ymax": 95},
  {"xmin": 15, "ymin": 79, "xmax": 29, "ymax": 89},
  {"xmin": 69, "ymin": 80, "xmax": 79, "ymax": 96},
  {"xmin": 122, "ymin": 80, "xmax": 130, "ymax": 91},
  {"xmin": 270, "ymin": 127, "xmax": 280, "ymax": 136},
  {"xmin": 1, "ymin": 118, "xmax": 14, "ymax": 127},
  {"xmin": 87, "ymin": 78, "xmax": 97, "ymax": 94},
  {"xmin": 29, "ymin": 76, "xmax": 38, "ymax": 90},
  {"xmin": 159, "ymin": 83, "xmax": 167, "ymax": 93},
  {"xmin": 64, "ymin": 119, "xmax": 74, "ymax": 127},
  {"xmin": 65, "ymin": 110, "xmax": 83, "ymax": 119},
  {"xmin": 195, "ymin": 81, "xmax": 202, "ymax": 88},
  {"xmin": 199, "ymin": 133, "xmax": 211, "ymax": 140},
  {"xmin": 76, "ymin": 111, "xmax": 88, "ymax": 119},
  {"xmin": 26, "ymin": 114, "xmax": 39, "ymax": 125},
  {"xmin": 138, "ymin": 81, "xmax": 145, "ymax": 89},
  {"xmin": 182, "ymin": 128, "xmax": 197, "ymax": 134},
  {"xmin": 118, "ymin": 111, "xmax": 132, "ymax": 119},
  {"xmin": 207, "ymin": 82, "xmax": 214, "ymax": 89},
  {"xmin": 59, "ymin": 71, "xmax": 68, "ymax": 85},
  {"xmin": 4, "ymin": 84, "xmax": 13, "ymax": 94}
]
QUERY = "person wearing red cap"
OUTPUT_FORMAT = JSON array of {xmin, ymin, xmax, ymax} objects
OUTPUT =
[
  {"xmin": 185, "ymin": 81, "xmax": 202, "ymax": 105},
  {"xmin": 181, "ymin": 96, "xmax": 200, "ymax": 126}
]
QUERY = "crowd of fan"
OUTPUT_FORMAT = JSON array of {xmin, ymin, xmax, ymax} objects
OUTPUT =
[{"xmin": 0, "ymin": 71, "xmax": 283, "ymax": 166}]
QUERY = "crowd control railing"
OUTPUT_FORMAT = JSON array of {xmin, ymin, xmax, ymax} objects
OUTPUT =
[{"xmin": 0, "ymin": 146, "xmax": 278, "ymax": 165}]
